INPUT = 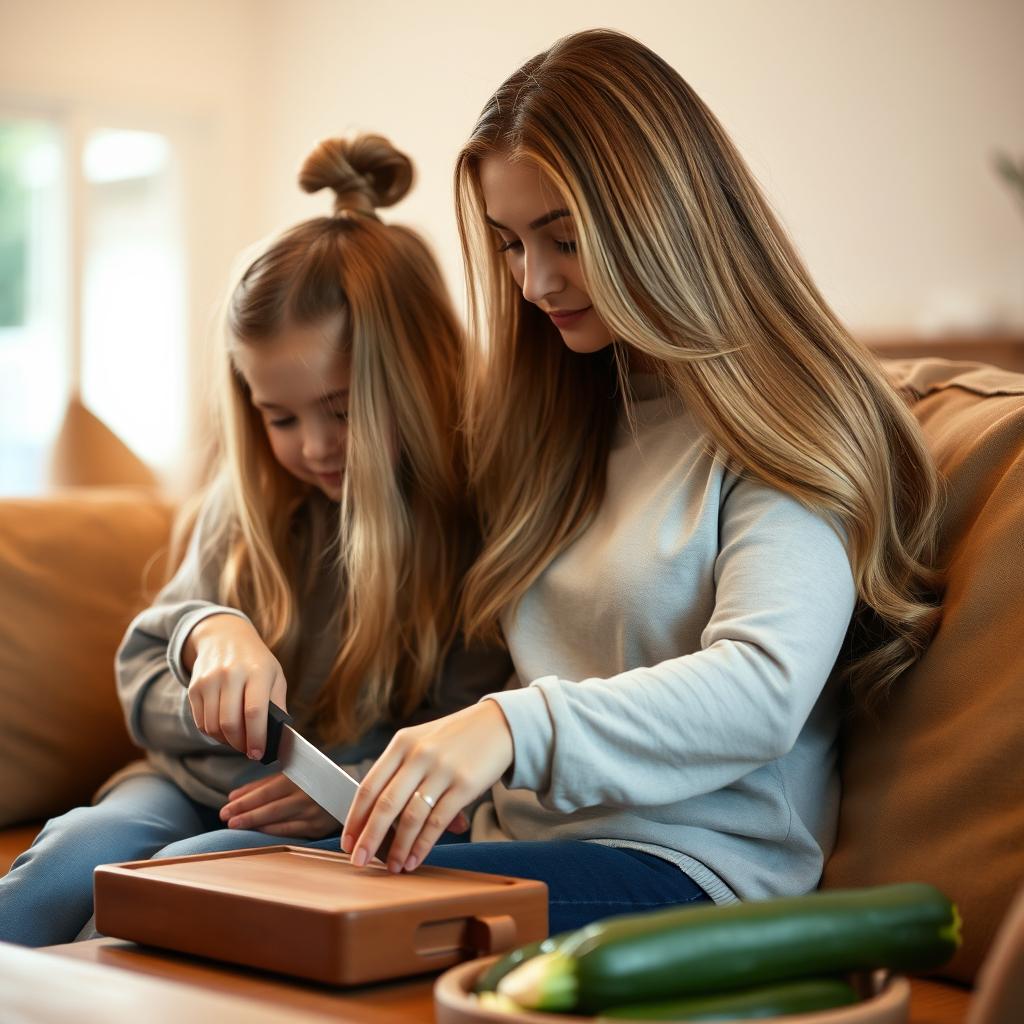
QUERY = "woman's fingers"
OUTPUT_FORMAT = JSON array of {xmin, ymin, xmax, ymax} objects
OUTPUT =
[
  {"xmin": 343, "ymin": 705, "xmax": 514, "ymax": 871},
  {"xmin": 446, "ymin": 809, "xmax": 470, "ymax": 834},
  {"xmin": 349, "ymin": 769, "xmax": 425, "ymax": 867},
  {"xmin": 397, "ymin": 786, "xmax": 466, "ymax": 873},
  {"xmin": 340, "ymin": 742, "xmax": 408, "ymax": 855}
]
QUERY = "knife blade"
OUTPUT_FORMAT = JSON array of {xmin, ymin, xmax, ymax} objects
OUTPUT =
[{"xmin": 259, "ymin": 703, "xmax": 394, "ymax": 862}]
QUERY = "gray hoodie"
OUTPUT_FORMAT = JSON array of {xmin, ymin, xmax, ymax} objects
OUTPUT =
[{"xmin": 106, "ymin": 486, "xmax": 512, "ymax": 808}]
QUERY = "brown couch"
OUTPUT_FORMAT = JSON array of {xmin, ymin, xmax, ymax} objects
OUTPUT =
[{"xmin": 2, "ymin": 357, "xmax": 1022, "ymax": 1023}]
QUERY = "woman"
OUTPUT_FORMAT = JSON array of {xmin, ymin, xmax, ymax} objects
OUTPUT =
[{"xmin": 338, "ymin": 29, "xmax": 942, "ymax": 932}]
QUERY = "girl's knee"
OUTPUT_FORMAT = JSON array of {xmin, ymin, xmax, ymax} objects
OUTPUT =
[{"xmin": 154, "ymin": 828, "xmax": 264, "ymax": 859}]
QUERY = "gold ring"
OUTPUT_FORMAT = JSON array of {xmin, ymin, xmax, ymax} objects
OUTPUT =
[{"xmin": 414, "ymin": 790, "xmax": 436, "ymax": 809}]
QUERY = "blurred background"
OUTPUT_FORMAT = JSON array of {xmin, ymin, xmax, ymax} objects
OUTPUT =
[{"xmin": 1, "ymin": 0, "xmax": 1022, "ymax": 498}]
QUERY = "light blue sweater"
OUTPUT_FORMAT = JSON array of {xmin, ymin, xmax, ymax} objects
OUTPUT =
[{"xmin": 477, "ymin": 375, "xmax": 857, "ymax": 904}]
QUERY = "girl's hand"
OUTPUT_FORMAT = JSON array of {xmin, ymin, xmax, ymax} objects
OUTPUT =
[
  {"xmin": 341, "ymin": 701, "xmax": 513, "ymax": 873},
  {"xmin": 222, "ymin": 774, "xmax": 472, "ymax": 841},
  {"xmin": 220, "ymin": 773, "xmax": 341, "ymax": 837},
  {"xmin": 184, "ymin": 613, "xmax": 288, "ymax": 760}
]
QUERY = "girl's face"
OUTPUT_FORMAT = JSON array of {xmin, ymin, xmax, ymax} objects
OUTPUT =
[
  {"xmin": 479, "ymin": 154, "xmax": 615, "ymax": 354},
  {"xmin": 234, "ymin": 315, "xmax": 351, "ymax": 501}
]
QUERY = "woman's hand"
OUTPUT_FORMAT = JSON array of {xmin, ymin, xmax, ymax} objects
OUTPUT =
[
  {"xmin": 220, "ymin": 773, "xmax": 339, "ymax": 838},
  {"xmin": 341, "ymin": 701, "xmax": 513, "ymax": 873},
  {"xmin": 184, "ymin": 613, "xmax": 287, "ymax": 760}
]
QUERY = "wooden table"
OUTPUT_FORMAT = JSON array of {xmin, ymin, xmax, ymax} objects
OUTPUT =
[
  {"xmin": 40, "ymin": 937, "xmax": 437, "ymax": 1021},
  {"xmin": 4, "ymin": 938, "xmax": 430, "ymax": 1022}
]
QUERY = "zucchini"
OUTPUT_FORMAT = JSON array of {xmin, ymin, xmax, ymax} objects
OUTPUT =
[
  {"xmin": 599, "ymin": 977, "xmax": 858, "ymax": 1020},
  {"xmin": 498, "ymin": 882, "xmax": 960, "ymax": 1012},
  {"xmin": 473, "ymin": 932, "xmax": 573, "ymax": 994}
]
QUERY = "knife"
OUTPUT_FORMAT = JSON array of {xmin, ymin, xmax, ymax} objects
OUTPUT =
[{"xmin": 259, "ymin": 703, "xmax": 394, "ymax": 862}]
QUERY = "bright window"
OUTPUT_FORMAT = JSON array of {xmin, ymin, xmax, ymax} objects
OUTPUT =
[
  {"xmin": 0, "ymin": 117, "xmax": 67, "ymax": 496},
  {"xmin": 81, "ymin": 129, "xmax": 186, "ymax": 471},
  {"xmin": 0, "ymin": 117, "xmax": 187, "ymax": 496}
]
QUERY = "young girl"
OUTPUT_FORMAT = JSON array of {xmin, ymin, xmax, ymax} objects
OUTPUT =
[
  {"xmin": 0, "ymin": 133, "xmax": 509, "ymax": 946},
  {"xmin": 334, "ymin": 30, "xmax": 943, "ymax": 932}
]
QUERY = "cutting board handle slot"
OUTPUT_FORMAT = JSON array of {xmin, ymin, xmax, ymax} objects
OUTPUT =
[{"xmin": 466, "ymin": 914, "xmax": 517, "ymax": 954}]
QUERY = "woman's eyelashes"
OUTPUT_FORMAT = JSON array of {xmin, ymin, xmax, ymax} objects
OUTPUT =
[{"xmin": 495, "ymin": 236, "xmax": 577, "ymax": 255}]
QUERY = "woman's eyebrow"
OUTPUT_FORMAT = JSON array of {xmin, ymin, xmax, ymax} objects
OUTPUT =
[{"xmin": 485, "ymin": 208, "xmax": 571, "ymax": 231}]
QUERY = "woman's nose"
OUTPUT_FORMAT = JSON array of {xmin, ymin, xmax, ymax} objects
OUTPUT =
[{"xmin": 521, "ymin": 248, "xmax": 564, "ymax": 306}]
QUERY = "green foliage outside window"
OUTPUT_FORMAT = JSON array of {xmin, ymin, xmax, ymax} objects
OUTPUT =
[{"xmin": 0, "ymin": 121, "xmax": 49, "ymax": 328}]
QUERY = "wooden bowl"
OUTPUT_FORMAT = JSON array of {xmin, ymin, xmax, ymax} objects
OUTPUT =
[{"xmin": 434, "ymin": 955, "xmax": 911, "ymax": 1024}]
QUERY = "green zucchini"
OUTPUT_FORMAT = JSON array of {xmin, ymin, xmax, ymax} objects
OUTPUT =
[
  {"xmin": 599, "ymin": 977, "xmax": 858, "ymax": 1020},
  {"xmin": 498, "ymin": 882, "xmax": 960, "ymax": 1012},
  {"xmin": 473, "ymin": 931, "xmax": 573, "ymax": 994}
]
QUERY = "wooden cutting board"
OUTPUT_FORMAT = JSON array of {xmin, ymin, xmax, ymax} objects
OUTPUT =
[{"xmin": 94, "ymin": 845, "xmax": 547, "ymax": 986}]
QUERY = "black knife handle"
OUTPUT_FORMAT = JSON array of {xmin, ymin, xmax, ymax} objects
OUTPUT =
[{"xmin": 260, "ymin": 702, "xmax": 293, "ymax": 765}]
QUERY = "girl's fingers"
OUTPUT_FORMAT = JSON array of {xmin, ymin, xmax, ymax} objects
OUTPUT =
[
  {"xmin": 188, "ymin": 690, "xmax": 205, "ymax": 738},
  {"xmin": 221, "ymin": 774, "xmax": 293, "ymax": 819},
  {"xmin": 241, "ymin": 667, "xmax": 285, "ymax": 760},
  {"xmin": 225, "ymin": 793, "xmax": 308, "ymax": 830},
  {"xmin": 269, "ymin": 672, "xmax": 288, "ymax": 714},
  {"xmin": 219, "ymin": 674, "xmax": 250, "ymax": 752},
  {"xmin": 204, "ymin": 683, "xmax": 230, "ymax": 744},
  {"xmin": 226, "ymin": 777, "xmax": 267, "ymax": 801}
]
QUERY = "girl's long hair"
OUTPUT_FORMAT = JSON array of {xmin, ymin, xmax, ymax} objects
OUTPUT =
[
  {"xmin": 456, "ymin": 29, "xmax": 942, "ymax": 706},
  {"xmin": 196, "ymin": 134, "xmax": 468, "ymax": 743}
]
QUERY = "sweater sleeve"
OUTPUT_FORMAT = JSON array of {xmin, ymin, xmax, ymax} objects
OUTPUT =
[
  {"xmin": 483, "ymin": 474, "xmax": 857, "ymax": 813},
  {"xmin": 115, "ymin": 489, "xmax": 252, "ymax": 755}
]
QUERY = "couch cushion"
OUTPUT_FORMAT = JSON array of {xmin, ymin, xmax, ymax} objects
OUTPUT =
[
  {"xmin": 823, "ymin": 358, "xmax": 1024, "ymax": 986},
  {"xmin": 0, "ymin": 488, "xmax": 173, "ymax": 828}
]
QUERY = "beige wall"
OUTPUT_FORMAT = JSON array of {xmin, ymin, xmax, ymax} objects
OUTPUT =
[
  {"xmin": 3, "ymin": 0, "xmax": 1023, "ymax": 344},
  {"xmin": 246, "ymin": 0, "xmax": 1024, "ymax": 335},
  {"xmin": 0, "ymin": 0, "xmax": 260, "ymax": 480}
]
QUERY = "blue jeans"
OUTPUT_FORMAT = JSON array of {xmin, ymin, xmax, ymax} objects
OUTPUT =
[
  {"xmin": 0, "ymin": 775, "xmax": 222, "ymax": 946},
  {"xmin": 153, "ymin": 827, "xmax": 710, "ymax": 934}
]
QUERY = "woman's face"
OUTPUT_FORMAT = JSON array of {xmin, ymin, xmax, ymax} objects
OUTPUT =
[
  {"xmin": 234, "ymin": 314, "xmax": 351, "ymax": 501},
  {"xmin": 479, "ymin": 154, "xmax": 615, "ymax": 354}
]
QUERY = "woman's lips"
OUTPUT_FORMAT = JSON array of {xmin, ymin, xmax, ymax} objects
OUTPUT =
[
  {"xmin": 548, "ymin": 306, "xmax": 591, "ymax": 328},
  {"xmin": 317, "ymin": 471, "xmax": 343, "ymax": 486}
]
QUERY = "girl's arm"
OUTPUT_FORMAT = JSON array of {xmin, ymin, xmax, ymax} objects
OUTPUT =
[{"xmin": 115, "ymin": 489, "xmax": 252, "ymax": 756}]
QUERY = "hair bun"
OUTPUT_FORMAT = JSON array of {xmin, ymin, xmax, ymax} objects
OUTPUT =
[{"xmin": 299, "ymin": 134, "xmax": 414, "ymax": 215}]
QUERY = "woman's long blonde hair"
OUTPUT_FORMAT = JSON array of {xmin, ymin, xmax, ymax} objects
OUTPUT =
[
  {"xmin": 192, "ymin": 134, "xmax": 468, "ymax": 743},
  {"xmin": 456, "ymin": 29, "xmax": 942, "ymax": 706}
]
